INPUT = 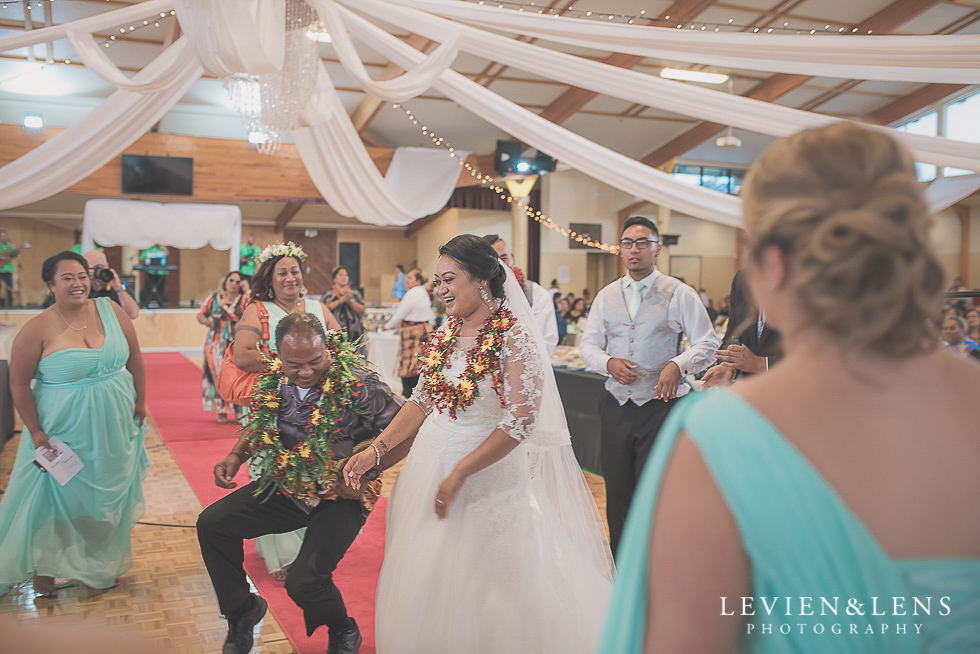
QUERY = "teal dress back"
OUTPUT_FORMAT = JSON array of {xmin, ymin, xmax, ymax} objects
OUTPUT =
[
  {"xmin": 0, "ymin": 298, "xmax": 149, "ymax": 594},
  {"xmin": 598, "ymin": 390, "xmax": 980, "ymax": 653}
]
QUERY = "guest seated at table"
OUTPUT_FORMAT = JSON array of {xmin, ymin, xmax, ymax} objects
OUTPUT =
[
  {"xmin": 564, "ymin": 297, "xmax": 588, "ymax": 332},
  {"xmin": 599, "ymin": 122, "xmax": 980, "ymax": 653},
  {"xmin": 554, "ymin": 294, "xmax": 568, "ymax": 345},
  {"xmin": 943, "ymin": 315, "xmax": 979, "ymax": 359},
  {"xmin": 966, "ymin": 307, "xmax": 980, "ymax": 343}
]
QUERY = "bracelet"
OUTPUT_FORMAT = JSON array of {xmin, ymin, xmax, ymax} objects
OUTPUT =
[{"xmin": 370, "ymin": 443, "xmax": 381, "ymax": 467}]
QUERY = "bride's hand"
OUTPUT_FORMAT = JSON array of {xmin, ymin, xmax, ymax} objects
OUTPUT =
[
  {"xmin": 343, "ymin": 449, "xmax": 377, "ymax": 490},
  {"xmin": 434, "ymin": 471, "xmax": 465, "ymax": 519}
]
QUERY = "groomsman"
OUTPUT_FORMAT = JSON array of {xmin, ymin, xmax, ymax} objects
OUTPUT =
[
  {"xmin": 701, "ymin": 269, "xmax": 783, "ymax": 387},
  {"xmin": 579, "ymin": 216, "xmax": 718, "ymax": 556}
]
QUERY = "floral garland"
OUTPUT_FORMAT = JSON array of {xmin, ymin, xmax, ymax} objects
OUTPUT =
[
  {"xmin": 257, "ymin": 241, "xmax": 307, "ymax": 265},
  {"xmin": 511, "ymin": 266, "xmax": 526, "ymax": 289},
  {"xmin": 417, "ymin": 306, "xmax": 516, "ymax": 419},
  {"xmin": 241, "ymin": 331, "xmax": 367, "ymax": 507}
]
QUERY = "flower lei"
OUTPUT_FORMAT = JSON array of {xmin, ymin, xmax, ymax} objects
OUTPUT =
[
  {"xmin": 512, "ymin": 266, "xmax": 526, "ymax": 289},
  {"xmin": 241, "ymin": 331, "xmax": 366, "ymax": 507},
  {"xmin": 417, "ymin": 306, "xmax": 516, "ymax": 419},
  {"xmin": 257, "ymin": 241, "xmax": 307, "ymax": 265}
]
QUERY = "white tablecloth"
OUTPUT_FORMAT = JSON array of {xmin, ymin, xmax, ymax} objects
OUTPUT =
[{"xmin": 366, "ymin": 330, "xmax": 401, "ymax": 391}]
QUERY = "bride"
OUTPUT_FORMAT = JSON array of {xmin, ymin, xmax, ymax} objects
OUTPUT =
[{"xmin": 345, "ymin": 234, "xmax": 613, "ymax": 653}]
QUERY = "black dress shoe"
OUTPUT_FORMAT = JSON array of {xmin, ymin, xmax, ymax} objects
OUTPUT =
[
  {"xmin": 326, "ymin": 617, "xmax": 362, "ymax": 654},
  {"xmin": 222, "ymin": 593, "xmax": 268, "ymax": 654}
]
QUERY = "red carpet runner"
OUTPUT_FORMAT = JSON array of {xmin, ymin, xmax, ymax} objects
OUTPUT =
[{"xmin": 143, "ymin": 352, "xmax": 384, "ymax": 654}]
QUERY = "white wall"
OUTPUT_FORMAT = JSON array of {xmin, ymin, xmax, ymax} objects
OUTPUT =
[
  {"xmin": 539, "ymin": 170, "xmax": 629, "ymax": 297},
  {"xmin": 539, "ymin": 170, "xmax": 738, "ymax": 300}
]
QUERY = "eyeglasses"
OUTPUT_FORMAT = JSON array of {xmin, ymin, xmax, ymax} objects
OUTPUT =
[{"xmin": 619, "ymin": 238, "xmax": 658, "ymax": 250}]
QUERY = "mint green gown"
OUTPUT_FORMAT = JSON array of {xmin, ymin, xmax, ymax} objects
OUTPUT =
[
  {"xmin": 0, "ymin": 298, "xmax": 149, "ymax": 594},
  {"xmin": 599, "ymin": 389, "xmax": 980, "ymax": 654}
]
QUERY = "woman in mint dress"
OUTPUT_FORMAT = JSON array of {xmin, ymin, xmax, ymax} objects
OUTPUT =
[
  {"xmin": 600, "ymin": 123, "xmax": 980, "ymax": 653},
  {"xmin": 0, "ymin": 251, "xmax": 148, "ymax": 597},
  {"xmin": 230, "ymin": 243, "xmax": 341, "ymax": 577}
]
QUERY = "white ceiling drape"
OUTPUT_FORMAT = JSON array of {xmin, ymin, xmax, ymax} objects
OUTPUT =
[
  {"xmin": 340, "ymin": 0, "xmax": 980, "ymax": 172},
  {"xmin": 0, "ymin": 37, "xmax": 202, "ymax": 210},
  {"xmin": 0, "ymin": 0, "xmax": 976, "ymax": 227},
  {"xmin": 387, "ymin": 0, "xmax": 980, "ymax": 84}
]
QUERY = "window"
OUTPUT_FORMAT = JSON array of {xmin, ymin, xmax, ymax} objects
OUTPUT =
[
  {"xmin": 896, "ymin": 110, "xmax": 938, "ymax": 182},
  {"xmin": 896, "ymin": 90, "xmax": 980, "ymax": 181},
  {"xmin": 670, "ymin": 164, "xmax": 745, "ymax": 195}
]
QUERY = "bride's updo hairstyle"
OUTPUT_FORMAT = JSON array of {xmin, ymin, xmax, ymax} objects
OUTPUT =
[
  {"xmin": 438, "ymin": 234, "xmax": 507, "ymax": 301},
  {"xmin": 742, "ymin": 122, "xmax": 945, "ymax": 357}
]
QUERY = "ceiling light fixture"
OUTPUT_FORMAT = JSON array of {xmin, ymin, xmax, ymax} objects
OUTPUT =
[
  {"xmin": 715, "ymin": 75, "xmax": 742, "ymax": 148},
  {"xmin": 659, "ymin": 68, "xmax": 728, "ymax": 84}
]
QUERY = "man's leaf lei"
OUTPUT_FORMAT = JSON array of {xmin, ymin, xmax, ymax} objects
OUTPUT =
[{"xmin": 241, "ymin": 330, "xmax": 367, "ymax": 506}]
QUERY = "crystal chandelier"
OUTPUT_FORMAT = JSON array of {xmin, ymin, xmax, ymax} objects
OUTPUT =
[{"xmin": 223, "ymin": 0, "xmax": 322, "ymax": 154}]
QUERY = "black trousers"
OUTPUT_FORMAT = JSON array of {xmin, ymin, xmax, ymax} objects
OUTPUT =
[
  {"xmin": 598, "ymin": 391, "xmax": 678, "ymax": 558},
  {"xmin": 197, "ymin": 481, "xmax": 366, "ymax": 636}
]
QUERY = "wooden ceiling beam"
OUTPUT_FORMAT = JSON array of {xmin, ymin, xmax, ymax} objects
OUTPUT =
[
  {"xmin": 350, "ymin": 34, "xmax": 434, "ymax": 136},
  {"xmin": 864, "ymin": 84, "xmax": 971, "ymax": 126},
  {"xmin": 535, "ymin": 0, "xmax": 718, "ymax": 126},
  {"xmin": 274, "ymin": 201, "xmax": 304, "ymax": 232},
  {"xmin": 639, "ymin": 0, "xmax": 946, "ymax": 168}
]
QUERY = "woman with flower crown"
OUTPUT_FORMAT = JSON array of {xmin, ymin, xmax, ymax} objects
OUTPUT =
[
  {"xmin": 232, "ymin": 242, "xmax": 342, "ymax": 577},
  {"xmin": 344, "ymin": 234, "xmax": 613, "ymax": 653}
]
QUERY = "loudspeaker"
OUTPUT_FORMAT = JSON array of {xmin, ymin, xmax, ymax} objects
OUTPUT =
[
  {"xmin": 534, "ymin": 151, "xmax": 557, "ymax": 174},
  {"xmin": 495, "ymin": 140, "xmax": 523, "ymax": 175}
]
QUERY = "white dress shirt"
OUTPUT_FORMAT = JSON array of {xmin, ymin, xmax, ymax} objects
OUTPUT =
[
  {"xmin": 528, "ymin": 281, "xmax": 559, "ymax": 354},
  {"xmin": 384, "ymin": 285, "xmax": 435, "ymax": 330},
  {"xmin": 579, "ymin": 269, "xmax": 719, "ymax": 397}
]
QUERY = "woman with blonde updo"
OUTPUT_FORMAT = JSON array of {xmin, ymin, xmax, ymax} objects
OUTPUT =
[{"xmin": 600, "ymin": 122, "xmax": 980, "ymax": 654}]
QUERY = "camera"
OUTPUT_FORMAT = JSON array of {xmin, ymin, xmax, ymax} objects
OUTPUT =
[{"xmin": 95, "ymin": 266, "xmax": 115, "ymax": 283}]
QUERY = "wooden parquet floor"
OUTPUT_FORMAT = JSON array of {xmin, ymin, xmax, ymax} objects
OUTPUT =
[{"xmin": 0, "ymin": 387, "xmax": 608, "ymax": 653}]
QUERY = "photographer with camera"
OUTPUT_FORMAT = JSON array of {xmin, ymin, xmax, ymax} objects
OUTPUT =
[{"xmin": 84, "ymin": 250, "xmax": 140, "ymax": 320}]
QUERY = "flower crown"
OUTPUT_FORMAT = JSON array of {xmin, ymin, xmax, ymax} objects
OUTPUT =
[{"xmin": 257, "ymin": 241, "xmax": 307, "ymax": 265}]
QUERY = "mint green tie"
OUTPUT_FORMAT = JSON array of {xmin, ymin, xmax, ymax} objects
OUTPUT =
[{"xmin": 628, "ymin": 281, "xmax": 646, "ymax": 320}]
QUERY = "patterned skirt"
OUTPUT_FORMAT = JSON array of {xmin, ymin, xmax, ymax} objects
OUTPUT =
[{"xmin": 397, "ymin": 321, "xmax": 430, "ymax": 378}]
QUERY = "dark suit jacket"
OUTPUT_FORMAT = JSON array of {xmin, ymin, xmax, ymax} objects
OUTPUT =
[{"xmin": 721, "ymin": 269, "xmax": 783, "ymax": 371}]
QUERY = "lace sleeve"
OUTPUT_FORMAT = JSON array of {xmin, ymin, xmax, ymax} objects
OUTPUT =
[
  {"xmin": 495, "ymin": 323, "xmax": 544, "ymax": 442},
  {"xmin": 408, "ymin": 376, "xmax": 433, "ymax": 416}
]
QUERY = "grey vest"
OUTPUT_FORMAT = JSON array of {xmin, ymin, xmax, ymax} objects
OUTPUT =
[{"xmin": 602, "ymin": 274, "xmax": 682, "ymax": 405}]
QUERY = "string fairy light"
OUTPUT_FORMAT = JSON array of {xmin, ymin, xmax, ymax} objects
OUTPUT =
[
  {"xmin": 391, "ymin": 102, "xmax": 618, "ymax": 253},
  {"xmin": 460, "ymin": 0, "xmax": 881, "ymax": 35},
  {"xmin": 0, "ymin": 0, "xmax": 55, "ymax": 6},
  {"xmin": 99, "ymin": 10, "xmax": 176, "ymax": 49}
]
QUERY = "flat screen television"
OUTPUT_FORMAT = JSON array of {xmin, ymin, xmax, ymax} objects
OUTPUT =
[{"xmin": 121, "ymin": 154, "xmax": 193, "ymax": 196}]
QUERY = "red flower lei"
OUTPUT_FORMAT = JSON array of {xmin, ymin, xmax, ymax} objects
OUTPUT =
[
  {"xmin": 512, "ymin": 266, "xmax": 526, "ymax": 288},
  {"xmin": 418, "ymin": 306, "xmax": 516, "ymax": 419}
]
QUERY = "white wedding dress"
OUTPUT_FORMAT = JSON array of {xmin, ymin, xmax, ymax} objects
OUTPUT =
[{"xmin": 376, "ymin": 318, "xmax": 614, "ymax": 653}]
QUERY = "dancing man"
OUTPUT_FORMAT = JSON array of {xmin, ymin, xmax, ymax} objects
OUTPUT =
[{"xmin": 197, "ymin": 313, "xmax": 407, "ymax": 654}]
